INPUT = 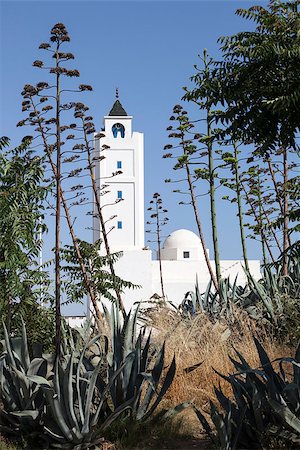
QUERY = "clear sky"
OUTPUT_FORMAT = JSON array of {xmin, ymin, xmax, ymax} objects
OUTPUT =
[{"xmin": 1, "ymin": 0, "xmax": 267, "ymax": 314}]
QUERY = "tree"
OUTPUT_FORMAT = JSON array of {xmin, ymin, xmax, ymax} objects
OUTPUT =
[
  {"xmin": 61, "ymin": 239, "xmax": 137, "ymax": 312},
  {"xmin": 220, "ymin": 143, "xmax": 250, "ymax": 273},
  {"xmin": 17, "ymin": 23, "xmax": 121, "ymax": 353},
  {"xmin": 183, "ymin": 50, "xmax": 222, "ymax": 286},
  {"xmin": 164, "ymin": 106, "xmax": 218, "ymax": 290},
  {"xmin": 213, "ymin": 0, "xmax": 300, "ymax": 273},
  {"xmin": 0, "ymin": 137, "xmax": 49, "ymax": 330},
  {"xmin": 146, "ymin": 193, "xmax": 169, "ymax": 300}
]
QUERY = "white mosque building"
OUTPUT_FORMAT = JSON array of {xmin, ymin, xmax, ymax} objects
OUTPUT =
[{"xmin": 92, "ymin": 95, "xmax": 261, "ymax": 311}]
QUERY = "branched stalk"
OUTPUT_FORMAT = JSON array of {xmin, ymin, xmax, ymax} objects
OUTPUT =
[
  {"xmin": 233, "ymin": 144, "xmax": 249, "ymax": 272},
  {"xmin": 260, "ymin": 204, "xmax": 282, "ymax": 252},
  {"xmin": 155, "ymin": 198, "xmax": 165, "ymax": 300},
  {"xmin": 185, "ymin": 161, "xmax": 218, "ymax": 290},
  {"xmin": 267, "ymin": 158, "xmax": 291, "ymax": 249},
  {"xmin": 83, "ymin": 128, "xmax": 126, "ymax": 318},
  {"xmin": 241, "ymin": 181, "xmax": 275, "ymax": 265},
  {"xmin": 31, "ymin": 101, "xmax": 104, "ymax": 327},
  {"xmin": 283, "ymin": 146, "xmax": 289, "ymax": 275},
  {"xmin": 55, "ymin": 43, "xmax": 61, "ymax": 358}
]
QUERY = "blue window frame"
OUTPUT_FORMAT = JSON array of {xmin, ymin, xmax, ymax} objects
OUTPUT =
[
  {"xmin": 117, "ymin": 190, "xmax": 123, "ymax": 199},
  {"xmin": 117, "ymin": 221, "xmax": 122, "ymax": 229},
  {"xmin": 117, "ymin": 161, "xmax": 122, "ymax": 169}
]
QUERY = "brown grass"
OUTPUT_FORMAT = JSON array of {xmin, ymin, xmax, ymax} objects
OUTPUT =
[{"xmin": 143, "ymin": 305, "xmax": 292, "ymax": 413}]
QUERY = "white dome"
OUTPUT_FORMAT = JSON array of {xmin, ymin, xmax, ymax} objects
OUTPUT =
[{"xmin": 162, "ymin": 229, "xmax": 201, "ymax": 249}]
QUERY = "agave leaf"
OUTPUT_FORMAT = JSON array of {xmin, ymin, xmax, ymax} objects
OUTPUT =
[
  {"xmin": 82, "ymin": 360, "xmax": 103, "ymax": 435},
  {"xmin": 21, "ymin": 318, "xmax": 30, "ymax": 371},
  {"xmin": 27, "ymin": 358, "xmax": 47, "ymax": 378},
  {"xmin": 76, "ymin": 335, "xmax": 101, "ymax": 426},
  {"xmin": 144, "ymin": 355, "xmax": 176, "ymax": 420},
  {"xmin": 101, "ymin": 397, "xmax": 133, "ymax": 431},
  {"xmin": 158, "ymin": 401, "xmax": 191, "ymax": 421},
  {"xmin": 91, "ymin": 354, "xmax": 135, "ymax": 427},
  {"xmin": 152, "ymin": 342, "xmax": 165, "ymax": 387},
  {"xmin": 2, "ymin": 321, "xmax": 17, "ymax": 369},
  {"xmin": 269, "ymin": 398, "xmax": 300, "ymax": 433},
  {"xmin": 27, "ymin": 374, "xmax": 51, "ymax": 386},
  {"xmin": 251, "ymin": 382, "xmax": 264, "ymax": 432},
  {"xmin": 283, "ymin": 384, "xmax": 300, "ymax": 412},
  {"xmin": 193, "ymin": 405, "xmax": 217, "ymax": 444},
  {"xmin": 42, "ymin": 386, "xmax": 75, "ymax": 441},
  {"xmin": 210, "ymin": 401, "xmax": 230, "ymax": 450},
  {"xmin": 10, "ymin": 410, "xmax": 39, "ymax": 419},
  {"xmin": 254, "ymin": 338, "xmax": 273, "ymax": 374},
  {"xmin": 124, "ymin": 306, "xmax": 139, "ymax": 355},
  {"xmin": 63, "ymin": 353, "xmax": 79, "ymax": 432},
  {"xmin": 43, "ymin": 425, "xmax": 66, "ymax": 442},
  {"xmin": 294, "ymin": 342, "xmax": 300, "ymax": 386},
  {"xmin": 183, "ymin": 361, "xmax": 203, "ymax": 374},
  {"xmin": 10, "ymin": 366, "xmax": 31, "ymax": 409},
  {"xmin": 214, "ymin": 386, "xmax": 232, "ymax": 413}
]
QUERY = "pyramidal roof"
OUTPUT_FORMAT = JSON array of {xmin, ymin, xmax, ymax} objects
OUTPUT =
[{"xmin": 108, "ymin": 99, "xmax": 128, "ymax": 116}]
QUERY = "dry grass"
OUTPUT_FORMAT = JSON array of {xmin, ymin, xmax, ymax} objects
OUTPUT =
[{"xmin": 143, "ymin": 305, "xmax": 292, "ymax": 413}]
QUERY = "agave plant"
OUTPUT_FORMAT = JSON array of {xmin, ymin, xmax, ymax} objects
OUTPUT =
[
  {"xmin": 0, "ymin": 320, "xmax": 53, "ymax": 439},
  {"xmin": 29, "ymin": 332, "xmax": 134, "ymax": 449},
  {"xmin": 194, "ymin": 338, "xmax": 300, "ymax": 449},
  {"xmin": 180, "ymin": 276, "xmax": 241, "ymax": 320},
  {"xmin": 103, "ymin": 304, "xmax": 178, "ymax": 422}
]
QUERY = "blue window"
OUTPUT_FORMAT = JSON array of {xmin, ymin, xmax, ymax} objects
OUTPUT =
[
  {"xmin": 112, "ymin": 123, "xmax": 125, "ymax": 138},
  {"xmin": 117, "ymin": 161, "xmax": 122, "ymax": 169},
  {"xmin": 117, "ymin": 190, "xmax": 123, "ymax": 199},
  {"xmin": 117, "ymin": 221, "xmax": 122, "ymax": 229}
]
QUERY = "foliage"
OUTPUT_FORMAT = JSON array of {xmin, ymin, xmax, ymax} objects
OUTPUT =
[
  {"xmin": 194, "ymin": 338, "xmax": 300, "ymax": 449},
  {"xmin": 0, "ymin": 299, "xmax": 55, "ymax": 354},
  {"xmin": 0, "ymin": 137, "xmax": 49, "ymax": 314},
  {"xmin": 215, "ymin": 0, "xmax": 300, "ymax": 154},
  {"xmin": 61, "ymin": 239, "xmax": 138, "ymax": 306}
]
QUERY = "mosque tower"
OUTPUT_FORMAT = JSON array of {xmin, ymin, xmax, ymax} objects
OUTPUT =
[{"xmin": 93, "ymin": 90, "xmax": 145, "ymax": 250}]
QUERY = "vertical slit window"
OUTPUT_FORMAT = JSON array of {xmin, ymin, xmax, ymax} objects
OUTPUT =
[
  {"xmin": 117, "ymin": 191, "xmax": 123, "ymax": 199},
  {"xmin": 117, "ymin": 221, "xmax": 122, "ymax": 229},
  {"xmin": 117, "ymin": 161, "xmax": 122, "ymax": 169}
]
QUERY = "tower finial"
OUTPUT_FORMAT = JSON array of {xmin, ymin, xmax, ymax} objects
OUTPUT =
[{"xmin": 116, "ymin": 87, "xmax": 119, "ymax": 99}]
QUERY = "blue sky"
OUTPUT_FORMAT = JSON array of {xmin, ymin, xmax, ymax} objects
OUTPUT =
[{"xmin": 1, "ymin": 1, "xmax": 266, "ymax": 314}]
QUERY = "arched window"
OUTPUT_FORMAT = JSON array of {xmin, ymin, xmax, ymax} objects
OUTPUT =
[{"xmin": 112, "ymin": 123, "xmax": 125, "ymax": 138}]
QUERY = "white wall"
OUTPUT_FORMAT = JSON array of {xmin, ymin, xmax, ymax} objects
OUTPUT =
[
  {"xmin": 151, "ymin": 259, "xmax": 261, "ymax": 305},
  {"xmin": 94, "ymin": 115, "xmax": 144, "ymax": 251}
]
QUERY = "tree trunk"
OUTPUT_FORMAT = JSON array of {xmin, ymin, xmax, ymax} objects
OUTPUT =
[
  {"xmin": 185, "ymin": 162, "xmax": 219, "ymax": 291},
  {"xmin": 207, "ymin": 116, "xmax": 221, "ymax": 287}
]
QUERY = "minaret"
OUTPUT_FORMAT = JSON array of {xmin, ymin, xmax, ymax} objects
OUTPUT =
[{"xmin": 93, "ymin": 91, "xmax": 145, "ymax": 251}]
